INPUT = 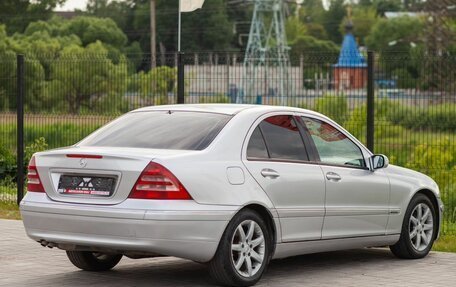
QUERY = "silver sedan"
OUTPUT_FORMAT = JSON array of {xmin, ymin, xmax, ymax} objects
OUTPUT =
[{"xmin": 20, "ymin": 104, "xmax": 444, "ymax": 286}]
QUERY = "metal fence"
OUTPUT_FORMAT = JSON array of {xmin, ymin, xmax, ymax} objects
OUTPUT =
[{"xmin": 0, "ymin": 51, "xmax": 455, "ymax": 235}]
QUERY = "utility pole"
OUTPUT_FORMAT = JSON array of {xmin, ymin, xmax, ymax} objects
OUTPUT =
[
  {"xmin": 150, "ymin": 0, "xmax": 157, "ymax": 69},
  {"xmin": 423, "ymin": 0, "xmax": 455, "ymax": 92}
]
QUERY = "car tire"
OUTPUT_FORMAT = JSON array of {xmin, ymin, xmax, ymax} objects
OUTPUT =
[
  {"xmin": 209, "ymin": 209, "xmax": 272, "ymax": 287},
  {"xmin": 66, "ymin": 251, "xmax": 123, "ymax": 271},
  {"xmin": 390, "ymin": 193, "xmax": 437, "ymax": 259}
]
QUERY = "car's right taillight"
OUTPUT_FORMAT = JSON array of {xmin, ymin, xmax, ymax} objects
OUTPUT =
[
  {"xmin": 27, "ymin": 156, "xmax": 45, "ymax": 192},
  {"xmin": 129, "ymin": 162, "xmax": 192, "ymax": 200}
]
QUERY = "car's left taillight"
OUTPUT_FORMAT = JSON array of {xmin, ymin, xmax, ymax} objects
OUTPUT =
[
  {"xmin": 129, "ymin": 162, "xmax": 192, "ymax": 200},
  {"xmin": 27, "ymin": 156, "xmax": 45, "ymax": 192}
]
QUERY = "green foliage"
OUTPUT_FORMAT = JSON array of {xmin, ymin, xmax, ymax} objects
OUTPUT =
[
  {"xmin": 339, "ymin": 7, "xmax": 378, "ymax": 46},
  {"xmin": 406, "ymin": 138, "xmax": 456, "ymax": 222},
  {"xmin": 25, "ymin": 137, "xmax": 48, "ymax": 165},
  {"xmin": 0, "ymin": 122, "xmax": 102, "ymax": 152},
  {"xmin": 322, "ymin": 0, "xmax": 346, "ymax": 44},
  {"xmin": 286, "ymin": 18, "xmax": 307, "ymax": 44},
  {"xmin": 0, "ymin": 0, "xmax": 65, "ymax": 34},
  {"xmin": 46, "ymin": 42, "xmax": 128, "ymax": 114},
  {"xmin": 366, "ymin": 16, "xmax": 424, "ymax": 55},
  {"xmin": 129, "ymin": 66, "xmax": 177, "ymax": 106},
  {"xmin": 374, "ymin": 0, "xmax": 403, "ymax": 16},
  {"xmin": 289, "ymin": 36, "xmax": 339, "ymax": 59},
  {"xmin": 344, "ymin": 98, "xmax": 405, "ymax": 143},
  {"xmin": 0, "ymin": 145, "xmax": 16, "ymax": 181},
  {"xmin": 314, "ymin": 94, "xmax": 348, "ymax": 124},
  {"xmin": 131, "ymin": 0, "xmax": 234, "ymax": 53},
  {"xmin": 387, "ymin": 104, "xmax": 456, "ymax": 132},
  {"xmin": 61, "ymin": 16, "xmax": 128, "ymax": 49}
]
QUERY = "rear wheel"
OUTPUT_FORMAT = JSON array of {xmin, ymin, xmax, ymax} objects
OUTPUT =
[
  {"xmin": 390, "ymin": 194, "xmax": 436, "ymax": 259},
  {"xmin": 66, "ymin": 251, "xmax": 122, "ymax": 271},
  {"xmin": 209, "ymin": 209, "xmax": 271, "ymax": 287}
]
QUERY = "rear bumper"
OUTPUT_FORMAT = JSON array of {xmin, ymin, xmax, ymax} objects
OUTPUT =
[{"xmin": 20, "ymin": 193, "xmax": 238, "ymax": 262}]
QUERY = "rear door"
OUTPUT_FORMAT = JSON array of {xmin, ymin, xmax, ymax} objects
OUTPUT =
[
  {"xmin": 299, "ymin": 116, "xmax": 390, "ymax": 239},
  {"xmin": 242, "ymin": 114, "xmax": 326, "ymax": 242}
]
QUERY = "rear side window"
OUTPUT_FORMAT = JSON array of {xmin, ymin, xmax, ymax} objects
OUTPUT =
[
  {"xmin": 247, "ymin": 127, "xmax": 269, "ymax": 159},
  {"xmin": 78, "ymin": 111, "xmax": 231, "ymax": 150},
  {"xmin": 258, "ymin": 115, "xmax": 308, "ymax": 161}
]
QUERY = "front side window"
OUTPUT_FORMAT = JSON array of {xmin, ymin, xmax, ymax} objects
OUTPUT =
[
  {"xmin": 258, "ymin": 115, "xmax": 308, "ymax": 161},
  {"xmin": 302, "ymin": 117, "xmax": 366, "ymax": 168}
]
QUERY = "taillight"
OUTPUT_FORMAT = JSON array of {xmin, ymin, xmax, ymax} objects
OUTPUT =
[
  {"xmin": 129, "ymin": 162, "xmax": 192, "ymax": 200},
  {"xmin": 27, "ymin": 156, "xmax": 45, "ymax": 192}
]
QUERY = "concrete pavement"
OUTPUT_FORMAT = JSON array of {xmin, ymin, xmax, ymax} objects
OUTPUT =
[{"xmin": 1, "ymin": 219, "xmax": 455, "ymax": 286}]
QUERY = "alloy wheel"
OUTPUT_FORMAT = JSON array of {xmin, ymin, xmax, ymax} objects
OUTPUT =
[
  {"xmin": 409, "ymin": 203, "xmax": 434, "ymax": 251},
  {"xmin": 231, "ymin": 220, "xmax": 266, "ymax": 278}
]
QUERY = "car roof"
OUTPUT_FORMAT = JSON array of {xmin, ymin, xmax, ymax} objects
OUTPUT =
[{"xmin": 133, "ymin": 104, "xmax": 321, "ymax": 117}]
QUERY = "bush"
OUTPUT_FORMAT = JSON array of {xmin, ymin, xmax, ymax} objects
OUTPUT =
[
  {"xmin": 0, "ymin": 145, "xmax": 16, "ymax": 180},
  {"xmin": 25, "ymin": 137, "xmax": 48, "ymax": 165},
  {"xmin": 314, "ymin": 94, "xmax": 348, "ymax": 124},
  {"xmin": 387, "ymin": 104, "xmax": 456, "ymax": 132}
]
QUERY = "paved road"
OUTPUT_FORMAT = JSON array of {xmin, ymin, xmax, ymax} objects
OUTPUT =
[{"xmin": 1, "ymin": 219, "xmax": 455, "ymax": 287}]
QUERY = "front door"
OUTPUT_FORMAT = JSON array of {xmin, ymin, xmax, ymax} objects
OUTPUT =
[
  {"xmin": 300, "ymin": 116, "xmax": 390, "ymax": 239},
  {"xmin": 242, "ymin": 114, "xmax": 326, "ymax": 242}
]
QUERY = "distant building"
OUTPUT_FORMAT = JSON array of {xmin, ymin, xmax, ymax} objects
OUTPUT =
[
  {"xmin": 384, "ymin": 12, "xmax": 423, "ymax": 19},
  {"xmin": 333, "ymin": 19, "xmax": 367, "ymax": 90},
  {"xmin": 54, "ymin": 11, "xmax": 79, "ymax": 19}
]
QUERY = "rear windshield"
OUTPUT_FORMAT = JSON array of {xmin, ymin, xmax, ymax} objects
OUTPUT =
[{"xmin": 78, "ymin": 111, "xmax": 231, "ymax": 150}]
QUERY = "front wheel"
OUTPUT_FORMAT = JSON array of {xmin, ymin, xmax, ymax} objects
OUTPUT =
[
  {"xmin": 390, "ymin": 194, "xmax": 437, "ymax": 259},
  {"xmin": 66, "ymin": 251, "xmax": 123, "ymax": 271},
  {"xmin": 209, "ymin": 209, "xmax": 272, "ymax": 287}
]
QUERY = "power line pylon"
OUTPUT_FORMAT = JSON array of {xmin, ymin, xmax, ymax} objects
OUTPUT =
[{"xmin": 236, "ymin": 0, "xmax": 291, "ymax": 105}]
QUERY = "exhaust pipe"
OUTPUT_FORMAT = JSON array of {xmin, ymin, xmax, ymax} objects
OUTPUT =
[{"xmin": 39, "ymin": 240, "xmax": 56, "ymax": 248}]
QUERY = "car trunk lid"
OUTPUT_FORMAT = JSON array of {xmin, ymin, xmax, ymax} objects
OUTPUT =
[{"xmin": 33, "ymin": 146, "xmax": 193, "ymax": 205}]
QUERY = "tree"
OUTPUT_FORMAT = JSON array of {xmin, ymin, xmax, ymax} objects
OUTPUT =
[
  {"xmin": 85, "ymin": 0, "xmax": 136, "ymax": 35},
  {"xmin": 47, "ymin": 42, "xmax": 128, "ymax": 114},
  {"xmin": 366, "ymin": 16, "xmax": 424, "ymax": 52},
  {"xmin": 129, "ymin": 66, "xmax": 177, "ymax": 105},
  {"xmin": 374, "ymin": 0, "xmax": 402, "ymax": 16},
  {"xmin": 0, "ymin": 0, "xmax": 66, "ymax": 34},
  {"xmin": 132, "ymin": 0, "xmax": 233, "ymax": 53},
  {"xmin": 322, "ymin": 0, "xmax": 347, "ymax": 44},
  {"xmin": 339, "ymin": 7, "xmax": 378, "ymax": 46},
  {"xmin": 0, "ymin": 25, "xmax": 16, "ymax": 110},
  {"xmin": 366, "ymin": 16, "xmax": 425, "ymax": 82},
  {"xmin": 286, "ymin": 18, "xmax": 307, "ymax": 44},
  {"xmin": 61, "ymin": 16, "xmax": 128, "ymax": 49},
  {"xmin": 289, "ymin": 35, "xmax": 339, "ymax": 60}
]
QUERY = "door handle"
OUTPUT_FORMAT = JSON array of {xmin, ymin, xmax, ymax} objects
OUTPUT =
[
  {"xmin": 261, "ymin": 169, "xmax": 280, "ymax": 179},
  {"xmin": 326, "ymin": 172, "xmax": 341, "ymax": 181}
]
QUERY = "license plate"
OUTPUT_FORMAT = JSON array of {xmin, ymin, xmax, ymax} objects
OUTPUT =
[{"xmin": 58, "ymin": 175, "xmax": 116, "ymax": 197}]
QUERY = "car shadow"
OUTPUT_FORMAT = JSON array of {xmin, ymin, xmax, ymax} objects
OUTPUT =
[{"xmin": 23, "ymin": 248, "xmax": 404, "ymax": 287}]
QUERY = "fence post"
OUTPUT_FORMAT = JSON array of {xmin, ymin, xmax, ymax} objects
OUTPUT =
[
  {"xmin": 177, "ymin": 52, "xmax": 185, "ymax": 104},
  {"xmin": 366, "ymin": 51, "xmax": 375, "ymax": 153},
  {"xmin": 16, "ymin": 54, "xmax": 25, "ymax": 205}
]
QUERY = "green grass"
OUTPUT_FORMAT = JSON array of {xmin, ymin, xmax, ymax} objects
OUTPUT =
[
  {"xmin": 0, "ymin": 201, "xmax": 20, "ymax": 220},
  {"xmin": 433, "ymin": 235, "xmax": 456, "ymax": 253}
]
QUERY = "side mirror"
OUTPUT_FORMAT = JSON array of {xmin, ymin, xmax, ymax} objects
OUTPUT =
[{"xmin": 371, "ymin": 154, "xmax": 389, "ymax": 170}]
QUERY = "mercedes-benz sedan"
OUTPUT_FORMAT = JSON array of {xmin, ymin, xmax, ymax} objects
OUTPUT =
[{"xmin": 21, "ymin": 104, "xmax": 444, "ymax": 286}]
